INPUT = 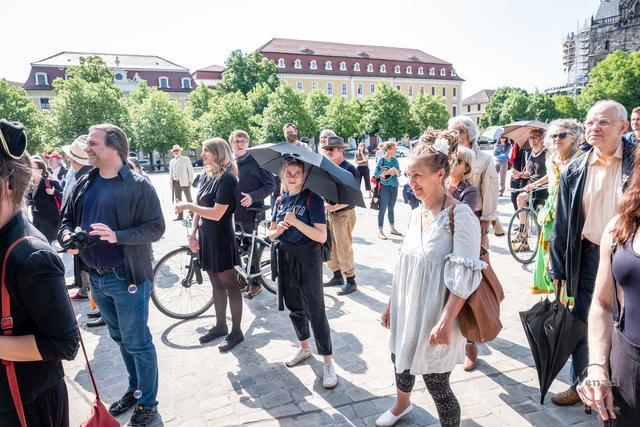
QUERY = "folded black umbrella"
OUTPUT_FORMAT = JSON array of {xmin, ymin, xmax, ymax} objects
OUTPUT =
[
  {"xmin": 248, "ymin": 142, "xmax": 365, "ymax": 208},
  {"xmin": 519, "ymin": 291, "xmax": 587, "ymax": 404}
]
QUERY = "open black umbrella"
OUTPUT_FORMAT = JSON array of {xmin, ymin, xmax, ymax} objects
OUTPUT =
[
  {"xmin": 519, "ymin": 289, "xmax": 587, "ymax": 404},
  {"xmin": 248, "ymin": 142, "xmax": 365, "ymax": 208}
]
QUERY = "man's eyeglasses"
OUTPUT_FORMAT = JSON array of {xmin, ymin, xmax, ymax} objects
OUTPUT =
[
  {"xmin": 584, "ymin": 118, "xmax": 615, "ymax": 128},
  {"xmin": 232, "ymin": 140, "xmax": 248, "ymax": 145},
  {"xmin": 549, "ymin": 132, "xmax": 569, "ymax": 140}
]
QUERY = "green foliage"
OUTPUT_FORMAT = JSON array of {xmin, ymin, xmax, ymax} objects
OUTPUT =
[
  {"xmin": 185, "ymin": 84, "xmax": 217, "ymax": 120},
  {"xmin": 307, "ymin": 89, "xmax": 331, "ymax": 124},
  {"xmin": 260, "ymin": 84, "xmax": 315, "ymax": 144},
  {"xmin": 319, "ymin": 97, "xmax": 362, "ymax": 139},
  {"xmin": 498, "ymin": 91, "xmax": 530, "ymax": 124},
  {"xmin": 65, "ymin": 56, "xmax": 115, "ymax": 84},
  {"xmin": 128, "ymin": 80, "xmax": 153, "ymax": 107},
  {"xmin": 479, "ymin": 87, "xmax": 528, "ymax": 128},
  {"xmin": 129, "ymin": 89, "xmax": 191, "ymax": 154},
  {"xmin": 410, "ymin": 95, "xmax": 449, "ymax": 134},
  {"xmin": 0, "ymin": 79, "xmax": 52, "ymax": 153},
  {"xmin": 217, "ymin": 50, "xmax": 280, "ymax": 95},
  {"xmin": 577, "ymin": 50, "xmax": 640, "ymax": 115},
  {"xmin": 197, "ymin": 92, "xmax": 253, "ymax": 142},
  {"xmin": 362, "ymin": 81, "xmax": 412, "ymax": 139},
  {"xmin": 526, "ymin": 93, "xmax": 558, "ymax": 122},
  {"xmin": 246, "ymin": 82, "xmax": 274, "ymax": 116},
  {"xmin": 553, "ymin": 95, "xmax": 583, "ymax": 120}
]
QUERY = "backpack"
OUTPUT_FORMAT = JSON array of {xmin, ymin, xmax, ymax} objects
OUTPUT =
[{"xmin": 275, "ymin": 191, "xmax": 332, "ymax": 262}]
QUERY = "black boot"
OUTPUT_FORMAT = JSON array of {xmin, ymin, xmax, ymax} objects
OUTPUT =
[
  {"xmin": 338, "ymin": 276, "xmax": 357, "ymax": 295},
  {"xmin": 324, "ymin": 270, "xmax": 344, "ymax": 287}
]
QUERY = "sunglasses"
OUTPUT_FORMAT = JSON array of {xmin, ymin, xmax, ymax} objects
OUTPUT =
[{"xmin": 549, "ymin": 132, "xmax": 570, "ymax": 140}]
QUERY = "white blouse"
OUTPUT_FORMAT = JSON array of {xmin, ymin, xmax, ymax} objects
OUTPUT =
[{"xmin": 389, "ymin": 203, "xmax": 485, "ymax": 375}]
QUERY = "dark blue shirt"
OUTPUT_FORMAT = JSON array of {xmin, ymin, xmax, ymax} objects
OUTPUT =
[
  {"xmin": 272, "ymin": 189, "xmax": 326, "ymax": 245},
  {"xmin": 79, "ymin": 175, "xmax": 124, "ymax": 269}
]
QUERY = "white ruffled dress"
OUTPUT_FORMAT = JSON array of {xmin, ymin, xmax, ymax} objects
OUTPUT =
[{"xmin": 389, "ymin": 203, "xmax": 486, "ymax": 375}]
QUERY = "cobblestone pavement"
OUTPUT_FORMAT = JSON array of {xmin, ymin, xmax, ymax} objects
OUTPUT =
[{"xmin": 64, "ymin": 164, "xmax": 600, "ymax": 426}]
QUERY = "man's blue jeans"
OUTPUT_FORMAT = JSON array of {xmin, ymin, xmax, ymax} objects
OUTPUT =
[{"xmin": 90, "ymin": 269, "xmax": 159, "ymax": 408}]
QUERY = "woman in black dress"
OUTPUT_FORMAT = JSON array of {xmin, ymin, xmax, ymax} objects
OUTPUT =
[
  {"xmin": 175, "ymin": 138, "xmax": 243, "ymax": 352},
  {"xmin": 0, "ymin": 120, "xmax": 79, "ymax": 426},
  {"xmin": 27, "ymin": 159, "xmax": 63, "ymax": 242}
]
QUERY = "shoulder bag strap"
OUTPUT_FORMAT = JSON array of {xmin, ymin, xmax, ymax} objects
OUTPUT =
[
  {"xmin": 448, "ymin": 206, "xmax": 455, "ymax": 236},
  {"xmin": 2, "ymin": 236, "xmax": 41, "ymax": 427},
  {"xmin": 611, "ymin": 242, "xmax": 622, "ymax": 326}
]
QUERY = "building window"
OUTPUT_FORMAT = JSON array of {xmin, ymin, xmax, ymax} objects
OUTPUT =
[
  {"xmin": 357, "ymin": 83, "xmax": 363, "ymax": 95},
  {"xmin": 477, "ymin": 104, "xmax": 481, "ymax": 112},
  {"xmin": 35, "ymin": 72, "xmax": 48, "ymax": 86},
  {"xmin": 467, "ymin": 105, "xmax": 471, "ymax": 113},
  {"xmin": 181, "ymin": 78, "xmax": 192, "ymax": 89},
  {"xmin": 115, "ymin": 73, "xmax": 124, "ymax": 81},
  {"xmin": 452, "ymin": 87, "xmax": 457, "ymax": 97},
  {"xmin": 431, "ymin": 86, "xmax": 435, "ymax": 96},
  {"xmin": 429, "ymin": 67, "xmax": 435, "ymax": 76},
  {"xmin": 325, "ymin": 61, "xmax": 332, "ymax": 70},
  {"xmin": 296, "ymin": 81, "xmax": 303, "ymax": 90},
  {"xmin": 370, "ymin": 83, "xmax": 375, "ymax": 93},
  {"xmin": 442, "ymin": 87, "xmax": 446, "ymax": 97},
  {"xmin": 440, "ymin": 68, "xmax": 446, "ymax": 76},
  {"xmin": 406, "ymin": 66, "xmax": 412, "ymax": 74},
  {"xmin": 340, "ymin": 61, "xmax": 347, "ymax": 71},
  {"xmin": 453, "ymin": 106, "xmax": 457, "ymax": 116},
  {"xmin": 380, "ymin": 64, "xmax": 386, "ymax": 73},
  {"xmin": 294, "ymin": 59, "xmax": 302, "ymax": 69},
  {"xmin": 451, "ymin": 69, "xmax": 457, "ymax": 77},
  {"xmin": 367, "ymin": 63, "xmax": 373, "ymax": 72},
  {"xmin": 354, "ymin": 63, "xmax": 360, "ymax": 72},
  {"xmin": 396, "ymin": 85, "xmax": 401, "ymax": 91},
  {"xmin": 312, "ymin": 81, "xmax": 318, "ymax": 90},
  {"xmin": 158, "ymin": 77, "xmax": 169, "ymax": 88},
  {"xmin": 39, "ymin": 98, "xmax": 50, "ymax": 109},
  {"xmin": 408, "ymin": 85, "xmax": 413, "ymax": 96},
  {"xmin": 327, "ymin": 82, "xmax": 333, "ymax": 94},
  {"xmin": 418, "ymin": 66, "xmax": 424, "ymax": 75},
  {"xmin": 341, "ymin": 83, "xmax": 347, "ymax": 95},
  {"xmin": 420, "ymin": 86, "xmax": 424, "ymax": 96},
  {"xmin": 605, "ymin": 40, "xmax": 610, "ymax": 51},
  {"xmin": 278, "ymin": 58, "xmax": 286, "ymax": 68},
  {"xmin": 310, "ymin": 60, "xmax": 317, "ymax": 70},
  {"xmin": 394, "ymin": 65, "xmax": 401, "ymax": 74}
]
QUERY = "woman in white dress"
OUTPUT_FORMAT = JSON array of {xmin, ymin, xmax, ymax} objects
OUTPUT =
[{"xmin": 377, "ymin": 130, "xmax": 485, "ymax": 427}]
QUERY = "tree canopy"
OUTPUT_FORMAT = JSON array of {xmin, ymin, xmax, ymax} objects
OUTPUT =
[
  {"xmin": 260, "ymin": 84, "xmax": 315, "ymax": 143},
  {"xmin": 410, "ymin": 95, "xmax": 450, "ymax": 135},
  {"xmin": 217, "ymin": 50, "xmax": 280, "ymax": 95},
  {"xmin": 319, "ymin": 97, "xmax": 363, "ymax": 140},
  {"xmin": 362, "ymin": 81, "xmax": 412, "ymax": 139},
  {"xmin": 198, "ymin": 92, "xmax": 253, "ymax": 142}
]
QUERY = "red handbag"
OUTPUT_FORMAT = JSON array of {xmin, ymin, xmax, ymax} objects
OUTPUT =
[
  {"xmin": 44, "ymin": 178, "xmax": 62, "ymax": 214},
  {"xmin": 1, "ymin": 236, "xmax": 118, "ymax": 427}
]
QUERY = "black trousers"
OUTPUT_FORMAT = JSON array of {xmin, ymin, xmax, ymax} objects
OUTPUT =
[
  {"xmin": 608, "ymin": 327, "xmax": 640, "ymax": 425},
  {"xmin": 357, "ymin": 165, "xmax": 371, "ymax": 191},
  {"xmin": 2, "ymin": 379, "xmax": 69, "ymax": 427},
  {"xmin": 279, "ymin": 246, "xmax": 332, "ymax": 355}
]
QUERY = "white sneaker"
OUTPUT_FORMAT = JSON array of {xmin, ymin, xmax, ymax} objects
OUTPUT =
[
  {"xmin": 322, "ymin": 363, "xmax": 338, "ymax": 389},
  {"xmin": 284, "ymin": 347, "xmax": 312, "ymax": 368},
  {"xmin": 375, "ymin": 405, "xmax": 414, "ymax": 427}
]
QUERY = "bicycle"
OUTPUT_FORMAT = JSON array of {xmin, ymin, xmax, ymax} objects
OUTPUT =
[
  {"xmin": 151, "ymin": 206, "xmax": 275, "ymax": 320},
  {"xmin": 507, "ymin": 187, "xmax": 546, "ymax": 264}
]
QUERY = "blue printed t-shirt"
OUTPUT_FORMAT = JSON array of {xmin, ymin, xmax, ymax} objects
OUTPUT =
[
  {"xmin": 272, "ymin": 189, "xmax": 326, "ymax": 245},
  {"xmin": 79, "ymin": 175, "xmax": 124, "ymax": 269},
  {"xmin": 375, "ymin": 157, "xmax": 400, "ymax": 187}
]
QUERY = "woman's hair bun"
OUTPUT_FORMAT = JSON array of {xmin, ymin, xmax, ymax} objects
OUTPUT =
[{"xmin": 412, "ymin": 128, "xmax": 460, "ymax": 161}]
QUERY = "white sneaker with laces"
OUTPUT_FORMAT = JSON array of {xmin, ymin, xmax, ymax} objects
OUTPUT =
[
  {"xmin": 284, "ymin": 347, "xmax": 312, "ymax": 368},
  {"xmin": 375, "ymin": 404, "xmax": 414, "ymax": 427},
  {"xmin": 322, "ymin": 362, "xmax": 338, "ymax": 389}
]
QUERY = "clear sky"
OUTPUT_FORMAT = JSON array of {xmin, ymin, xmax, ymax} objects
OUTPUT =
[{"xmin": 4, "ymin": 0, "xmax": 602, "ymax": 97}]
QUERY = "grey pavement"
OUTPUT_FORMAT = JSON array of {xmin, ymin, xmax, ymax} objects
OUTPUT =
[{"xmin": 63, "ymin": 163, "xmax": 599, "ymax": 426}]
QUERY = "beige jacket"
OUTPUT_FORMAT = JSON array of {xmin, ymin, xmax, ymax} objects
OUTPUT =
[
  {"xmin": 469, "ymin": 149, "xmax": 499, "ymax": 221},
  {"xmin": 169, "ymin": 155, "xmax": 194, "ymax": 187}
]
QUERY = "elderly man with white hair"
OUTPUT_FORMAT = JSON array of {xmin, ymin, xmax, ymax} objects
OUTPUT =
[{"xmin": 549, "ymin": 100, "xmax": 636, "ymax": 407}]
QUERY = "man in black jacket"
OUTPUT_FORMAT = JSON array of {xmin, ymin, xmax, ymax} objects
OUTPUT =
[
  {"xmin": 549, "ymin": 100, "xmax": 636, "ymax": 406},
  {"xmin": 58, "ymin": 124, "xmax": 165, "ymax": 426},
  {"xmin": 230, "ymin": 130, "xmax": 275, "ymax": 297}
]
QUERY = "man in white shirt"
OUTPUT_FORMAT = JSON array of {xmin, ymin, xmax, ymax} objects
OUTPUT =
[{"xmin": 168, "ymin": 144, "xmax": 195, "ymax": 221}]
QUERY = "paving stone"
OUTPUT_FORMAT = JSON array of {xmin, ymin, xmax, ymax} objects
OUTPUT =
[{"xmin": 260, "ymin": 389, "xmax": 293, "ymax": 409}]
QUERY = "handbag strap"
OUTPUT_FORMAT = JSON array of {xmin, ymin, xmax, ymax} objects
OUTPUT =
[
  {"xmin": 610, "ymin": 242, "xmax": 623, "ymax": 327},
  {"xmin": 2, "ymin": 236, "xmax": 41, "ymax": 427}
]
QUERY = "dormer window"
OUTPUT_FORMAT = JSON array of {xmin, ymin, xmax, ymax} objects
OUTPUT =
[
  {"xmin": 380, "ymin": 64, "xmax": 386, "ymax": 73},
  {"xmin": 394, "ymin": 65, "xmax": 400, "ymax": 74},
  {"xmin": 114, "ymin": 73, "xmax": 124, "ymax": 81},
  {"xmin": 310, "ymin": 60, "xmax": 317, "ymax": 70},
  {"xmin": 367, "ymin": 64, "xmax": 373, "ymax": 72},
  {"xmin": 35, "ymin": 72, "xmax": 48, "ymax": 86},
  {"xmin": 353, "ymin": 63, "xmax": 360, "ymax": 72},
  {"xmin": 277, "ymin": 58, "xmax": 286, "ymax": 68},
  {"xmin": 406, "ymin": 66, "xmax": 412, "ymax": 74},
  {"xmin": 440, "ymin": 68, "xmax": 446, "ymax": 76},
  {"xmin": 325, "ymin": 61, "xmax": 332, "ymax": 71},
  {"xmin": 451, "ymin": 69, "xmax": 457, "ymax": 77},
  {"xmin": 340, "ymin": 61, "xmax": 347, "ymax": 71},
  {"xmin": 181, "ymin": 78, "xmax": 192, "ymax": 89},
  {"xmin": 158, "ymin": 76, "xmax": 169, "ymax": 88},
  {"xmin": 294, "ymin": 59, "xmax": 302, "ymax": 69},
  {"xmin": 418, "ymin": 66, "xmax": 424, "ymax": 75},
  {"xmin": 429, "ymin": 67, "xmax": 435, "ymax": 76}
]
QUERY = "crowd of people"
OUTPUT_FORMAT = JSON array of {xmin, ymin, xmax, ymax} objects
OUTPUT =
[{"xmin": 0, "ymin": 101, "xmax": 639, "ymax": 426}]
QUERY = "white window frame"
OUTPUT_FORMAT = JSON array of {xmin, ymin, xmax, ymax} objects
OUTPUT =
[
  {"xmin": 357, "ymin": 83, "xmax": 363, "ymax": 95},
  {"xmin": 181, "ymin": 77, "xmax": 192, "ymax": 89},
  {"xmin": 158, "ymin": 76, "xmax": 170, "ymax": 88},
  {"xmin": 370, "ymin": 83, "xmax": 375, "ymax": 93},
  {"xmin": 325, "ymin": 61, "xmax": 332, "ymax": 71},
  {"xmin": 451, "ymin": 69, "xmax": 457, "ymax": 77},
  {"xmin": 367, "ymin": 63, "xmax": 373, "ymax": 72},
  {"xmin": 312, "ymin": 81, "xmax": 318, "ymax": 90},
  {"xmin": 431, "ymin": 86, "xmax": 435, "ymax": 96},
  {"xmin": 341, "ymin": 83, "xmax": 347, "ymax": 95},
  {"xmin": 39, "ymin": 97, "xmax": 50, "ymax": 109},
  {"xmin": 353, "ymin": 63, "xmax": 361, "ymax": 72},
  {"xmin": 327, "ymin": 82, "xmax": 333, "ymax": 94},
  {"xmin": 418, "ymin": 66, "xmax": 424, "ymax": 75},
  {"xmin": 296, "ymin": 81, "xmax": 303, "ymax": 90},
  {"xmin": 310, "ymin": 60, "xmax": 317, "ymax": 70},
  {"xmin": 442, "ymin": 87, "xmax": 446, "ymax": 97},
  {"xmin": 420, "ymin": 86, "xmax": 425, "ymax": 96},
  {"xmin": 406, "ymin": 66, "xmax": 412, "ymax": 74},
  {"xmin": 440, "ymin": 68, "xmax": 446, "ymax": 76},
  {"xmin": 294, "ymin": 59, "xmax": 302, "ymax": 69},
  {"xmin": 429, "ymin": 67, "xmax": 435, "ymax": 76},
  {"xmin": 408, "ymin": 85, "xmax": 413, "ymax": 96},
  {"xmin": 339, "ymin": 61, "xmax": 347, "ymax": 71},
  {"xmin": 277, "ymin": 58, "xmax": 286, "ymax": 68},
  {"xmin": 35, "ymin": 72, "xmax": 48, "ymax": 86},
  {"xmin": 453, "ymin": 87, "xmax": 457, "ymax": 97},
  {"xmin": 379, "ymin": 64, "xmax": 386, "ymax": 73},
  {"xmin": 394, "ymin": 65, "xmax": 401, "ymax": 74}
]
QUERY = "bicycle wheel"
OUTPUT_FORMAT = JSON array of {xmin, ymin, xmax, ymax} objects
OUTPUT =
[
  {"xmin": 151, "ymin": 247, "xmax": 214, "ymax": 319},
  {"xmin": 255, "ymin": 240, "xmax": 276, "ymax": 294},
  {"xmin": 507, "ymin": 207, "xmax": 540, "ymax": 264}
]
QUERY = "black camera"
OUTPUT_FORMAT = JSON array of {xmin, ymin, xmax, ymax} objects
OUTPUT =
[{"xmin": 60, "ymin": 229, "xmax": 95, "ymax": 252}]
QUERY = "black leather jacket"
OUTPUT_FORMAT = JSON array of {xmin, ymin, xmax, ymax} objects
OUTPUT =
[
  {"xmin": 549, "ymin": 138, "xmax": 636, "ymax": 297},
  {"xmin": 58, "ymin": 165, "xmax": 165, "ymax": 285}
]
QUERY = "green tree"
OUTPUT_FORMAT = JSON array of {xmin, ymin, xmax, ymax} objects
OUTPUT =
[
  {"xmin": 217, "ymin": 50, "xmax": 280, "ymax": 95},
  {"xmin": 65, "ymin": 56, "xmax": 115, "ymax": 84},
  {"xmin": 526, "ymin": 92, "xmax": 558, "ymax": 122},
  {"xmin": 362, "ymin": 81, "xmax": 412, "ymax": 139},
  {"xmin": 0, "ymin": 79, "xmax": 52, "ymax": 153},
  {"xmin": 410, "ymin": 95, "xmax": 449, "ymax": 134},
  {"xmin": 498, "ymin": 90, "xmax": 530, "ymax": 124},
  {"xmin": 128, "ymin": 80, "xmax": 153, "ymax": 107},
  {"xmin": 553, "ymin": 95, "xmax": 582, "ymax": 120},
  {"xmin": 185, "ymin": 84, "xmax": 217, "ymax": 121},
  {"xmin": 198, "ymin": 92, "xmax": 253, "ymax": 142},
  {"xmin": 246, "ymin": 82, "xmax": 274, "ymax": 116},
  {"xmin": 578, "ymin": 50, "xmax": 640, "ymax": 114},
  {"xmin": 307, "ymin": 89, "xmax": 331, "ymax": 126},
  {"xmin": 479, "ymin": 87, "xmax": 528, "ymax": 127},
  {"xmin": 129, "ymin": 89, "xmax": 191, "ymax": 154},
  {"xmin": 260, "ymin": 84, "xmax": 315, "ymax": 144},
  {"xmin": 319, "ymin": 96, "xmax": 361, "ymax": 139}
]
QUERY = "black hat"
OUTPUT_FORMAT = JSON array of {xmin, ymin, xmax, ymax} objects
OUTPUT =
[
  {"xmin": 0, "ymin": 120, "xmax": 27, "ymax": 159},
  {"xmin": 324, "ymin": 136, "xmax": 345, "ymax": 148}
]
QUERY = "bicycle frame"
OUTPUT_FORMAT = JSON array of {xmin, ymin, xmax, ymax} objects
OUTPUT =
[{"xmin": 234, "ymin": 229, "xmax": 270, "ymax": 283}]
